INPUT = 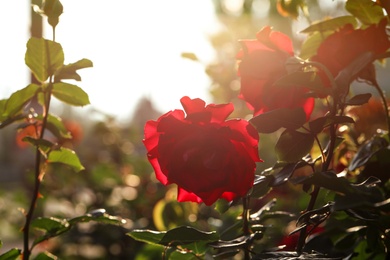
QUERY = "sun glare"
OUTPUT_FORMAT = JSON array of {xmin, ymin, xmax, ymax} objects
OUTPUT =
[{"xmin": 1, "ymin": 0, "xmax": 222, "ymax": 121}]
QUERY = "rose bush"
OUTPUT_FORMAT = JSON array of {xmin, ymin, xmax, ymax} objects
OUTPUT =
[
  {"xmin": 236, "ymin": 26, "xmax": 314, "ymax": 119},
  {"xmin": 143, "ymin": 96, "xmax": 262, "ymax": 206}
]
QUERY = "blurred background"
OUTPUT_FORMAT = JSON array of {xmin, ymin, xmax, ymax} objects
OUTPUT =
[{"xmin": 1, "ymin": 0, "xmax": 388, "ymax": 259}]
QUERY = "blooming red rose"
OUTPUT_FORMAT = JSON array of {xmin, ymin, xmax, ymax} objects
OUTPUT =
[
  {"xmin": 237, "ymin": 26, "xmax": 314, "ymax": 119},
  {"xmin": 311, "ymin": 19, "xmax": 390, "ymax": 86},
  {"xmin": 143, "ymin": 96, "xmax": 262, "ymax": 206}
]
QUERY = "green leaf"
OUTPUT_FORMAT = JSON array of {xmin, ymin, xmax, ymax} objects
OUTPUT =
[
  {"xmin": 128, "ymin": 226, "xmax": 219, "ymax": 247},
  {"xmin": 274, "ymin": 71, "xmax": 329, "ymax": 97},
  {"xmin": 128, "ymin": 230, "xmax": 166, "ymax": 245},
  {"xmin": 52, "ymin": 82, "xmax": 90, "ymax": 106},
  {"xmin": 4, "ymin": 84, "xmax": 40, "ymax": 117},
  {"xmin": 68, "ymin": 209, "xmax": 125, "ymax": 226},
  {"xmin": 0, "ymin": 248, "xmax": 21, "ymax": 260},
  {"xmin": 299, "ymin": 31, "xmax": 333, "ymax": 60},
  {"xmin": 43, "ymin": 0, "xmax": 63, "ymax": 28},
  {"xmin": 250, "ymin": 108, "xmax": 306, "ymax": 134},
  {"xmin": 34, "ymin": 252, "xmax": 58, "ymax": 260},
  {"xmin": 47, "ymin": 147, "xmax": 85, "ymax": 172},
  {"xmin": 345, "ymin": 0, "xmax": 385, "ymax": 25},
  {"xmin": 160, "ymin": 226, "xmax": 219, "ymax": 246},
  {"xmin": 344, "ymin": 93, "xmax": 372, "ymax": 106},
  {"xmin": 31, "ymin": 217, "xmax": 69, "ymax": 233},
  {"xmin": 300, "ymin": 16, "xmax": 358, "ymax": 34},
  {"xmin": 275, "ymin": 130, "xmax": 314, "ymax": 162},
  {"xmin": 55, "ymin": 58, "xmax": 93, "ymax": 82},
  {"xmin": 25, "ymin": 37, "xmax": 64, "ymax": 83},
  {"xmin": 22, "ymin": 137, "xmax": 54, "ymax": 155},
  {"xmin": 308, "ymin": 115, "xmax": 355, "ymax": 134},
  {"xmin": 46, "ymin": 113, "xmax": 72, "ymax": 139},
  {"xmin": 31, "ymin": 217, "xmax": 70, "ymax": 247}
]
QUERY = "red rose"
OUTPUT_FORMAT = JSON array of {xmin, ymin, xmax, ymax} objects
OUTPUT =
[
  {"xmin": 143, "ymin": 96, "xmax": 262, "ymax": 206},
  {"xmin": 237, "ymin": 26, "xmax": 314, "ymax": 119},
  {"xmin": 312, "ymin": 19, "xmax": 390, "ymax": 86}
]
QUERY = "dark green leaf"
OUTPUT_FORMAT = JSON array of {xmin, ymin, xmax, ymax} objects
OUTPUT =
[
  {"xmin": 273, "ymin": 71, "xmax": 325, "ymax": 93},
  {"xmin": 0, "ymin": 248, "xmax": 21, "ymax": 260},
  {"xmin": 249, "ymin": 175, "xmax": 272, "ymax": 198},
  {"xmin": 300, "ymin": 16, "xmax": 357, "ymax": 33},
  {"xmin": 25, "ymin": 38, "xmax": 64, "ymax": 83},
  {"xmin": 52, "ymin": 82, "xmax": 90, "ymax": 106},
  {"xmin": 46, "ymin": 113, "xmax": 72, "ymax": 139},
  {"xmin": 55, "ymin": 58, "xmax": 93, "ymax": 82},
  {"xmin": 346, "ymin": 0, "xmax": 385, "ymax": 25},
  {"xmin": 308, "ymin": 115, "xmax": 355, "ymax": 134},
  {"xmin": 335, "ymin": 52, "xmax": 375, "ymax": 92},
  {"xmin": 349, "ymin": 135, "xmax": 388, "ymax": 171},
  {"xmin": 271, "ymin": 161, "xmax": 309, "ymax": 186},
  {"xmin": 34, "ymin": 252, "xmax": 58, "ymax": 260},
  {"xmin": 43, "ymin": 0, "xmax": 63, "ymax": 28},
  {"xmin": 127, "ymin": 229, "xmax": 166, "ymax": 245},
  {"xmin": 213, "ymin": 249, "xmax": 240, "ymax": 260},
  {"xmin": 275, "ymin": 130, "xmax": 314, "ymax": 162},
  {"xmin": 47, "ymin": 147, "xmax": 85, "ymax": 172},
  {"xmin": 209, "ymin": 233, "xmax": 257, "ymax": 249},
  {"xmin": 160, "ymin": 226, "xmax": 219, "ymax": 246},
  {"xmin": 4, "ymin": 84, "xmax": 40, "ymax": 117},
  {"xmin": 344, "ymin": 93, "xmax": 371, "ymax": 106},
  {"xmin": 299, "ymin": 31, "xmax": 333, "ymax": 60},
  {"xmin": 296, "ymin": 171, "xmax": 355, "ymax": 195},
  {"xmin": 250, "ymin": 108, "xmax": 306, "ymax": 134}
]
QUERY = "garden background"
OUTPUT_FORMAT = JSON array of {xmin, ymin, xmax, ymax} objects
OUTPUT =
[{"xmin": 1, "ymin": 0, "xmax": 390, "ymax": 259}]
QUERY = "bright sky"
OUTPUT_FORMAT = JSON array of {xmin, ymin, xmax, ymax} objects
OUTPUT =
[{"xmin": 1, "ymin": 0, "xmax": 222, "ymax": 121}]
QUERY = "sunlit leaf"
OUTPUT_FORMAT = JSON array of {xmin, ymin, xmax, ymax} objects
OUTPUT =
[
  {"xmin": 43, "ymin": 0, "xmax": 63, "ymax": 28},
  {"xmin": 25, "ymin": 38, "xmax": 64, "ymax": 83},
  {"xmin": 275, "ymin": 130, "xmax": 314, "ymax": 162},
  {"xmin": 47, "ymin": 147, "xmax": 85, "ymax": 172},
  {"xmin": 31, "ymin": 217, "xmax": 70, "ymax": 246},
  {"xmin": 46, "ymin": 113, "xmax": 72, "ymax": 139},
  {"xmin": 68, "ymin": 208, "xmax": 125, "ymax": 226},
  {"xmin": 250, "ymin": 108, "xmax": 306, "ymax": 134},
  {"xmin": 55, "ymin": 58, "xmax": 93, "ymax": 82},
  {"xmin": 52, "ymin": 82, "xmax": 90, "ymax": 106},
  {"xmin": 300, "ymin": 16, "xmax": 358, "ymax": 33},
  {"xmin": 299, "ymin": 31, "xmax": 332, "ymax": 60},
  {"xmin": 4, "ymin": 84, "xmax": 40, "ymax": 117},
  {"xmin": 34, "ymin": 251, "xmax": 58, "ymax": 260},
  {"xmin": 346, "ymin": 0, "xmax": 385, "ymax": 25},
  {"xmin": 128, "ymin": 229, "xmax": 166, "ymax": 245},
  {"xmin": 0, "ymin": 248, "xmax": 21, "ymax": 260}
]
